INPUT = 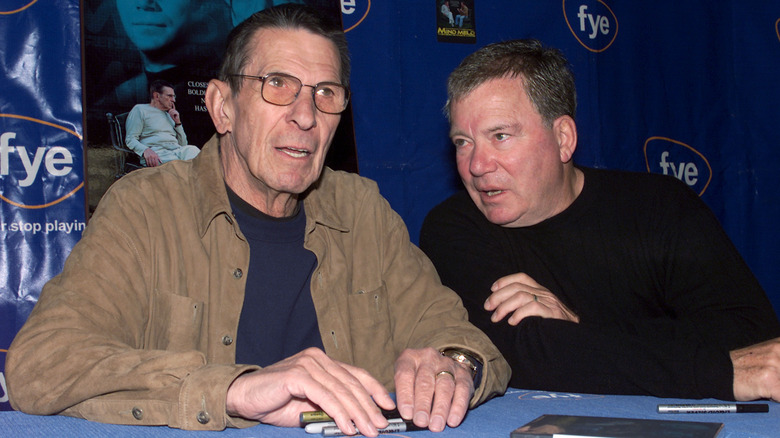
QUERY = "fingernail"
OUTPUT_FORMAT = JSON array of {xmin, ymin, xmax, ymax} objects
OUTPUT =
[
  {"xmin": 414, "ymin": 411, "xmax": 428, "ymax": 426},
  {"xmin": 429, "ymin": 416, "xmax": 445, "ymax": 432}
]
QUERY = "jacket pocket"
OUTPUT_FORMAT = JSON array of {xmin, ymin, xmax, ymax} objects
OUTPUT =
[
  {"xmin": 348, "ymin": 282, "xmax": 391, "ymax": 324},
  {"xmin": 146, "ymin": 291, "xmax": 204, "ymax": 351}
]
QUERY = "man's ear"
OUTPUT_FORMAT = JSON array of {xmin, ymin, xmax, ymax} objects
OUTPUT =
[
  {"xmin": 205, "ymin": 79, "xmax": 233, "ymax": 134},
  {"xmin": 553, "ymin": 115, "xmax": 578, "ymax": 163}
]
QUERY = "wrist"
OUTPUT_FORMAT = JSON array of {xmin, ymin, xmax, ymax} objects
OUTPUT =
[{"xmin": 440, "ymin": 348, "xmax": 483, "ymax": 388}]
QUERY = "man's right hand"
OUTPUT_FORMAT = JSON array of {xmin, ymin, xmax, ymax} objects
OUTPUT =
[
  {"xmin": 143, "ymin": 148, "xmax": 161, "ymax": 167},
  {"xmin": 485, "ymin": 272, "xmax": 579, "ymax": 325},
  {"xmin": 226, "ymin": 348, "xmax": 396, "ymax": 437}
]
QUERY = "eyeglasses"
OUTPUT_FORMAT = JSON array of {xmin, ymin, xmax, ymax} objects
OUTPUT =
[{"xmin": 230, "ymin": 72, "xmax": 350, "ymax": 114}]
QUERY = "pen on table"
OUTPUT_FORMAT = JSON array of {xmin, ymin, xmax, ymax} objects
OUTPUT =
[
  {"xmin": 305, "ymin": 418, "xmax": 405, "ymax": 434},
  {"xmin": 657, "ymin": 403, "xmax": 769, "ymax": 414},
  {"xmin": 300, "ymin": 407, "xmax": 401, "ymax": 425},
  {"xmin": 321, "ymin": 419, "xmax": 425, "ymax": 437}
]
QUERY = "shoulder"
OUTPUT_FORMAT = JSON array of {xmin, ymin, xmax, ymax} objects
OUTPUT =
[
  {"xmin": 99, "ymin": 160, "xmax": 198, "ymax": 211},
  {"xmin": 306, "ymin": 169, "xmax": 409, "ymax": 233},
  {"xmin": 425, "ymin": 190, "xmax": 481, "ymax": 223},
  {"xmin": 578, "ymin": 167, "xmax": 707, "ymax": 225},
  {"xmin": 421, "ymin": 190, "xmax": 491, "ymax": 239},
  {"xmin": 583, "ymin": 167, "xmax": 696, "ymax": 201},
  {"xmin": 128, "ymin": 104, "xmax": 153, "ymax": 117},
  {"xmin": 315, "ymin": 168, "xmax": 381, "ymax": 202}
]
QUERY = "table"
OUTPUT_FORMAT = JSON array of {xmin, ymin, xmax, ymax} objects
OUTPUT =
[{"xmin": 1, "ymin": 389, "xmax": 777, "ymax": 437}]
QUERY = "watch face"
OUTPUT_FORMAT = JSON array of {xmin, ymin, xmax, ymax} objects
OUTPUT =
[{"xmin": 443, "ymin": 349, "xmax": 477, "ymax": 376}]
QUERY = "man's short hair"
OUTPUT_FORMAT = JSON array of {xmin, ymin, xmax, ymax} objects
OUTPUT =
[
  {"xmin": 445, "ymin": 39, "xmax": 576, "ymax": 128},
  {"xmin": 149, "ymin": 79, "xmax": 175, "ymax": 98},
  {"xmin": 218, "ymin": 4, "xmax": 350, "ymax": 95}
]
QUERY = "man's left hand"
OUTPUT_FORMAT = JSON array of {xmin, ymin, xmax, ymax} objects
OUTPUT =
[
  {"xmin": 486, "ymin": 272, "xmax": 579, "ymax": 325},
  {"xmin": 394, "ymin": 347, "xmax": 474, "ymax": 432},
  {"xmin": 731, "ymin": 336, "xmax": 780, "ymax": 402}
]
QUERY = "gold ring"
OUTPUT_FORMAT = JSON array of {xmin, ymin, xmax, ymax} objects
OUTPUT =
[{"xmin": 436, "ymin": 370, "xmax": 455, "ymax": 380}]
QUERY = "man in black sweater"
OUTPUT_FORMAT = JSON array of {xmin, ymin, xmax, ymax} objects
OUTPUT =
[{"xmin": 420, "ymin": 39, "xmax": 780, "ymax": 401}]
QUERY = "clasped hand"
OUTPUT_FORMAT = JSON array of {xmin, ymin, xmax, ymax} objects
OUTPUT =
[
  {"xmin": 226, "ymin": 347, "xmax": 474, "ymax": 436},
  {"xmin": 485, "ymin": 272, "xmax": 579, "ymax": 325}
]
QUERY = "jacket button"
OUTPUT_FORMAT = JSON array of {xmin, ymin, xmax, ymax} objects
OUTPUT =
[
  {"xmin": 233, "ymin": 268, "xmax": 243, "ymax": 279},
  {"xmin": 222, "ymin": 335, "xmax": 233, "ymax": 345},
  {"xmin": 197, "ymin": 411, "xmax": 210, "ymax": 424},
  {"xmin": 132, "ymin": 407, "xmax": 143, "ymax": 420}
]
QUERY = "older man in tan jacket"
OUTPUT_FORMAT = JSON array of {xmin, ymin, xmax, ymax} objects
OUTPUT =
[{"xmin": 7, "ymin": 4, "xmax": 509, "ymax": 436}]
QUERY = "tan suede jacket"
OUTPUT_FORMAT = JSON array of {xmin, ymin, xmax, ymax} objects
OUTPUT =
[{"xmin": 7, "ymin": 136, "xmax": 510, "ymax": 430}]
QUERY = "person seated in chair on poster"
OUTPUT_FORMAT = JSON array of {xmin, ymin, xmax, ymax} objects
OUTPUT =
[
  {"xmin": 125, "ymin": 79, "xmax": 201, "ymax": 167},
  {"xmin": 453, "ymin": 1, "xmax": 468, "ymax": 28}
]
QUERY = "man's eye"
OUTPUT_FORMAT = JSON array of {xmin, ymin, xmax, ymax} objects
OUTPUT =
[
  {"xmin": 316, "ymin": 86, "xmax": 335, "ymax": 97},
  {"xmin": 266, "ymin": 76, "xmax": 287, "ymax": 88},
  {"xmin": 495, "ymin": 133, "xmax": 509, "ymax": 141}
]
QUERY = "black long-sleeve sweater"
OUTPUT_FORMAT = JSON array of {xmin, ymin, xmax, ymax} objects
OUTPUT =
[{"xmin": 420, "ymin": 167, "xmax": 780, "ymax": 400}]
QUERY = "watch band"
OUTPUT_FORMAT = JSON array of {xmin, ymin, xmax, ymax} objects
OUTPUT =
[{"xmin": 440, "ymin": 348, "xmax": 480, "ymax": 380}]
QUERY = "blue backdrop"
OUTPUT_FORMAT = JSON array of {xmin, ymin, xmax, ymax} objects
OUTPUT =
[
  {"xmin": 343, "ymin": 1, "xmax": 780, "ymax": 318},
  {"xmin": 2, "ymin": 0, "xmax": 780, "ymax": 411}
]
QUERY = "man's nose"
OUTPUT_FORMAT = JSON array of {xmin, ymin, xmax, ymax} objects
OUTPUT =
[
  {"xmin": 469, "ymin": 143, "xmax": 495, "ymax": 176},
  {"xmin": 287, "ymin": 87, "xmax": 318, "ymax": 130}
]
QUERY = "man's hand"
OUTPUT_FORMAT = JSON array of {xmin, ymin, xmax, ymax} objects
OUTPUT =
[
  {"xmin": 142, "ymin": 148, "xmax": 162, "ymax": 167},
  {"xmin": 394, "ymin": 348, "xmax": 474, "ymax": 433},
  {"xmin": 731, "ymin": 337, "xmax": 780, "ymax": 402},
  {"xmin": 485, "ymin": 272, "xmax": 579, "ymax": 325},
  {"xmin": 168, "ymin": 104, "xmax": 181, "ymax": 125},
  {"xmin": 226, "ymin": 348, "xmax": 395, "ymax": 437}
]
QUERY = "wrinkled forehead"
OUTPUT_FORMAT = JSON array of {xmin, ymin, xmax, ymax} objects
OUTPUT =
[{"xmin": 243, "ymin": 27, "xmax": 341, "ymax": 80}]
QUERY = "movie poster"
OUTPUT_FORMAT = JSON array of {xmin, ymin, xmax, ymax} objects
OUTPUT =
[
  {"xmin": 82, "ymin": 0, "xmax": 357, "ymax": 204},
  {"xmin": 437, "ymin": 0, "xmax": 476, "ymax": 43}
]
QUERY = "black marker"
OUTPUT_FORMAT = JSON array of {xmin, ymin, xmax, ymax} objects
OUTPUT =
[
  {"xmin": 300, "ymin": 407, "xmax": 401, "ymax": 425},
  {"xmin": 657, "ymin": 403, "xmax": 769, "ymax": 414},
  {"xmin": 321, "ymin": 419, "xmax": 425, "ymax": 436}
]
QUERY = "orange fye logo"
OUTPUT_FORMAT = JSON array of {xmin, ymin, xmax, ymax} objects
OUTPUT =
[
  {"xmin": 643, "ymin": 137, "xmax": 712, "ymax": 196},
  {"xmin": 563, "ymin": 0, "xmax": 618, "ymax": 52},
  {"xmin": 775, "ymin": 17, "xmax": 780, "ymax": 43},
  {"xmin": 0, "ymin": 0, "xmax": 37, "ymax": 15},
  {"xmin": 341, "ymin": 0, "xmax": 370, "ymax": 33}
]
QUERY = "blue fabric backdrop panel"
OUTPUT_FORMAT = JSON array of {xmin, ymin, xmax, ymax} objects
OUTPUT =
[
  {"xmin": 0, "ymin": 0, "xmax": 86, "ymax": 410},
  {"xmin": 345, "ymin": 1, "xmax": 780, "ymax": 315}
]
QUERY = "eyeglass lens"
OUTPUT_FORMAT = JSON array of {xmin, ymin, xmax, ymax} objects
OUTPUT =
[{"xmin": 262, "ymin": 73, "xmax": 347, "ymax": 114}]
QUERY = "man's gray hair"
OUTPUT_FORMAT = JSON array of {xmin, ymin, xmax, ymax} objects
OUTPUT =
[{"xmin": 445, "ymin": 39, "xmax": 576, "ymax": 128}]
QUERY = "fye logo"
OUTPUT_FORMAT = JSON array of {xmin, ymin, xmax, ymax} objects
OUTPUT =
[
  {"xmin": 563, "ymin": 0, "xmax": 618, "ymax": 52},
  {"xmin": 0, "ymin": 371, "xmax": 6, "ymax": 404},
  {"xmin": 1, "ymin": 132, "xmax": 73, "ymax": 187},
  {"xmin": 775, "ymin": 17, "xmax": 780, "ymax": 43},
  {"xmin": 341, "ymin": 0, "xmax": 370, "ymax": 32},
  {"xmin": 644, "ymin": 136, "xmax": 712, "ymax": 196},
  {"xmin": 1, "ymin": 349, "xmax": 8, "ymax": 404},
  {"xmin": 1, "ymin": 0, "xmax": 38, "ymax": 14},
  {"xmin": 0, "ymin": 115, "xmax": 83, "ymax": 208},
  {"xmin": 516, "ymin": 391, "xmax": 604, "ymax": 401}
]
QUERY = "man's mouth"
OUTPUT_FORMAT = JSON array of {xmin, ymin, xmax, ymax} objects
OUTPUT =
[
  {"xmin": 485, "ymin": 190, "xmax": 503, "ymax": 197},
  {"xmin": 279, "ymin": 147, "xmax": 311, "ymax": 158}
]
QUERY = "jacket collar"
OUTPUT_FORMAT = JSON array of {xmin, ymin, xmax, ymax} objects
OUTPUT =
[{"xmin": 190, "ymin": 135, "xmax": 350, "ymax": 237}]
